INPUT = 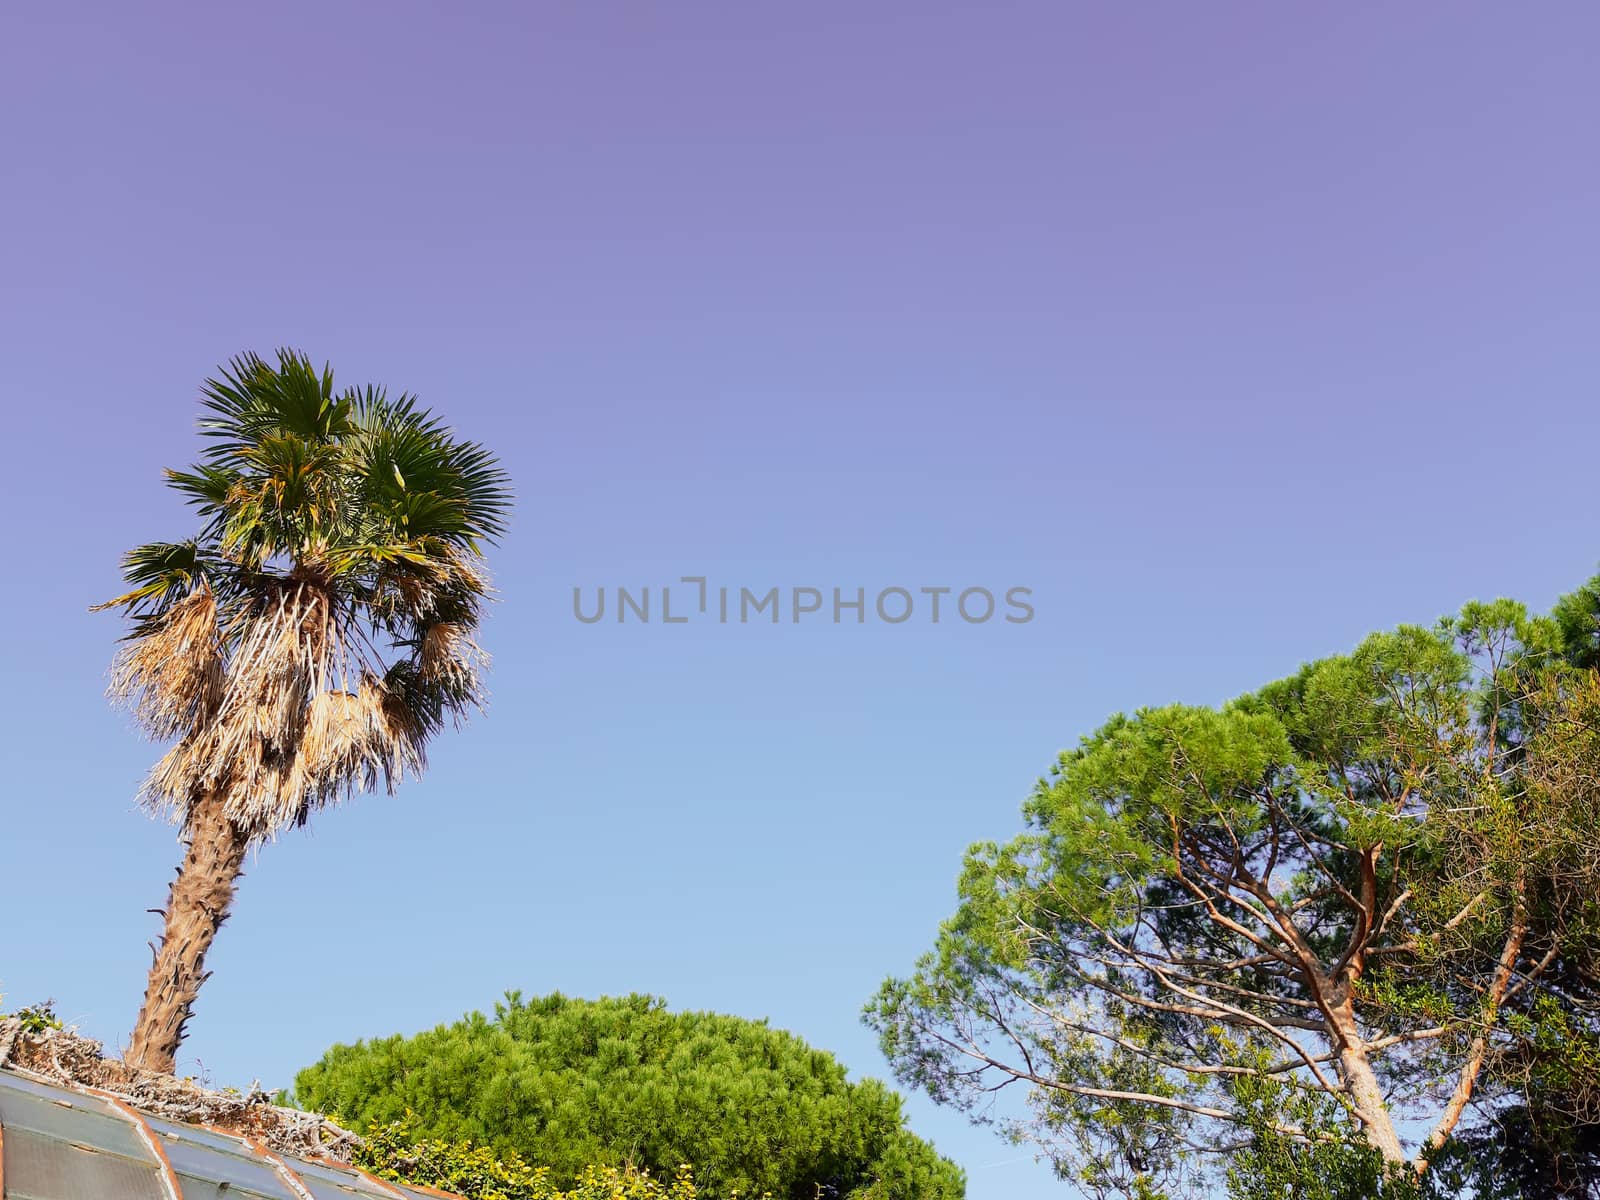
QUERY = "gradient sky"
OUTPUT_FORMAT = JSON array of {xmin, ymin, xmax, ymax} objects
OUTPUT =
[{"xmin": 3, "ymin": 6, "xmax": 1599, "ymax": 1198}]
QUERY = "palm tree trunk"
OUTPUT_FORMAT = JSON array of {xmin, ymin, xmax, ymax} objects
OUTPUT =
[{"xmin": 125, "ymin": 791, "xmax": 249, "ymax": 1074}]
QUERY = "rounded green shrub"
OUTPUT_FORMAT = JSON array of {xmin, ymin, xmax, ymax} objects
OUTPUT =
[{"xmin": 297, "ymin": 992, "xmax": 963, "ymax": 1200}]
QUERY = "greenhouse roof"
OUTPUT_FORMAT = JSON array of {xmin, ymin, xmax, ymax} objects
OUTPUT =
[{"xmin": 0, "ymin": 1067, "xmax": 460, "ymax": 1200}]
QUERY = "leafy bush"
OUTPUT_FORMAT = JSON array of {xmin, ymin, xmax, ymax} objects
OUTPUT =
[
  {"xmin": 298, "ymin": 992, "xmax": 963, "ymax": 1200},
  {"xmin": 356, "ymin": 1116, "xmax": 705, "ymax": 1200},
  {"xmin": 0, "ymin": 998, "xmax": 63, "ymax": 1035}
]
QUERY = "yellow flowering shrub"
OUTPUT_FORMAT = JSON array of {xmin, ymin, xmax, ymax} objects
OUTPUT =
[{"xmin": 354, "ymin": 1116, "xmax": 728, "ymax": 1200}]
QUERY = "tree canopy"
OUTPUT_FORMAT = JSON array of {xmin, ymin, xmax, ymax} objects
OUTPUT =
[
  {"xmin": 102, "ymin": 348, "xmax": 511, "ymax": 845},
  {"xmin": 867, "ymin": 586, "xmax": 1600, "ymax": 1199},
  {"xmin": 296, "ymin": 992, "xmax": 964, "ymax": 1200}
]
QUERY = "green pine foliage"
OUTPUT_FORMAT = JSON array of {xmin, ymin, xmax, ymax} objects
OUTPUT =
[
  {"xmin": 297, "ymin": 992, "xmax": 964, "ymax": 1200},
  {"xmin": 1222, "ymin": 1074, "xmax": 1425, "ymax": 1200}
]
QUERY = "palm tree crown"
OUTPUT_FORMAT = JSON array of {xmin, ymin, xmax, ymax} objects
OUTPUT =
[{"xmin": 101, "ymin": 349, "xmax": 512, "ymax": 842}]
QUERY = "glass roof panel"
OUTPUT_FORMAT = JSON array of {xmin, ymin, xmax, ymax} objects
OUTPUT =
[
  {"xmin": 0, "ymin": 1072, "xmax": 154, "ymax": 1163},
  {"xmin": 144, "ymin": 1115, "xmax": 298, "ymax": 1199},
  {"xmin": 288, "ymin": 1153, "xmax": 408, "ymax": 1198},
  {"xmin": 1, "ymin": 1124, "xmax": 168, "ymax": 1200}
]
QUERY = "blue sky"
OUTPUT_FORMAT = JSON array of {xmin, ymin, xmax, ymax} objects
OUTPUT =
[{"xmin": 3, "ymin": 6, "xmax": 1599, "ymax": 1197}]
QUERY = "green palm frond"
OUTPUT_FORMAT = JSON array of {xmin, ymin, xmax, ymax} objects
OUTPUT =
[
  {"xmin": 164, "ymin": 464, "xmax": 244, "ymax": 517},
  {"xmin": 219, "ymin": 432, "xmax": 349, "ymax": 564},
  {"xmin": 93, "ymin": 540, "xmax": 212, "ymax": 623},
  {"xmin": 346, "ymin": 388, "xmax": 511, "ymax": 546},
  {"xmin": 197, "ymin": 350, "xmax": 352, "ymax": 456}
]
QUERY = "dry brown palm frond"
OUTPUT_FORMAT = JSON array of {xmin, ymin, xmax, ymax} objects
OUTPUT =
[
  {"xmin": 282, "ymin": 674, "xmax": 425, "ymax": 813},
  {"xmin": 376, "ymin": 678, "xmax": 430, "ymax": 782},
  {"xmin": 420, "ymin": 622, "xmax": 487, "ymax": 682},
  {"xmin": 138, "ymin": 739, "xmax": 204, "ymax": 822},
  {"xmin": 142, "ymin": 683, "xmax": 429, "ymax": 841},
  {"xmin": 297, "ymin": 688, "xmax": 375, "ymax": 794},
  {"xmin": 369, "ymin": 550, "xmax": 492, "ymax": 630},
  {"xmin": 135, "ymin": 583, "xmax": 337, "ymax": 834},
  {"xmin": 108, "ymin": 586, "xmax": 224, "ymax": 740},
  {"xmin": 218, "ymin": 585, "xmax": 336, "ymax": 748},
  {"xmin": 130, "ymin": 564, "xmax": 492, "ymax": 843},
  {"xmin": 441, "ymin": 552, "xmax": 494, "ymax": 617}
]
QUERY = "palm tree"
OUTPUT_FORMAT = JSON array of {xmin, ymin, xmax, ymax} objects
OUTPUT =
[{"xmin": 97, "ymin": 350, "xmax": 511, "ymax": 1074}]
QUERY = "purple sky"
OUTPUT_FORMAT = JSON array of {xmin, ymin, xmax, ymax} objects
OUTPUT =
[{"xmin": 4, "ymin": 6, "xmax": 1599, "ymax": 1197}]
